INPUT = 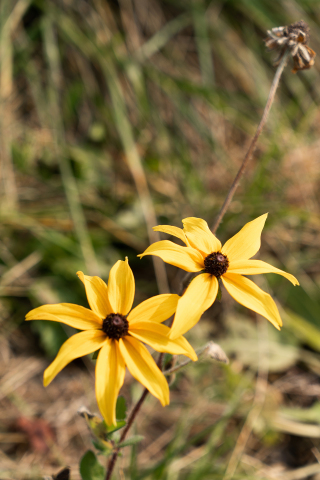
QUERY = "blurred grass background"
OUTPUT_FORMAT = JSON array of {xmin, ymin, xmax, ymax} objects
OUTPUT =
[{"xmin": 1, "ymin": 0, "xmax": 320, "ymax": 478}]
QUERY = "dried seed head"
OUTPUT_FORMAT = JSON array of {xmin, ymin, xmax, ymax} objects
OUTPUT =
[{"xmin": 264, "ymin": 20, "xmax": 316, "ymax": 73}]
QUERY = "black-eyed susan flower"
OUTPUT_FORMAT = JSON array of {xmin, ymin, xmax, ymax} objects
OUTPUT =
[
  {"xmin": 26, "ymin": 259, "xmax": 197, "ymax": 426},
  {"xmin": 139, "ymin": 214, "xmax": 299, "ymax": 339}
]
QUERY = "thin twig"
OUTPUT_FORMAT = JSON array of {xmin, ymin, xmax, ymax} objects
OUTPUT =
[{"xmin": 211, "ymin": 50, "xmax": 290, "ymax": 234}]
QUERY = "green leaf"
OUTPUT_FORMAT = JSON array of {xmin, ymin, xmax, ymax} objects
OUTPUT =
[
  {"xmin": 106, "ymin": 420, "xmax": 126, "ymax": 435},
  {"xmin": 80, "ymin": 450, "xmax": 105, "ymax": 480},
  {"xmin": 115, "ymin": 396, "xmax": 127, "ymax": 421},
  {"xmin": 117, "ymin": 435, "xmax": 144, "ymax": 448}
]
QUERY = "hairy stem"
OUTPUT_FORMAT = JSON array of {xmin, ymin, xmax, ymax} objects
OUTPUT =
[{"xmin": 211, "ymin": 51, "xmax": 289, "ymax": 234}]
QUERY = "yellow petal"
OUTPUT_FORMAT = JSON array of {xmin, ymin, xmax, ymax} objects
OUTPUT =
[
  {"xmin": 128, "ymin": 294, "xmax": 179, "ymax": 326},
  {"xmin": 221, "ymin": 273, "xmax": 282, "ymax": 329},
  {"xmin": 95, "ymin": 339, "xmax": 126, "ymax": 426},
  {"xmin": 107, "ymin": 258, "xmax": 135, "ymax": 315},
  {"xmin": 138, "ymin": 241, "xmax": 204, "ymax": 272},
  {"xmin": 227, "ymin": 260, "xmax": 299, "ymax": 286},
  {"xmin": 153, "ymin": 225, "xmax": 189, "ymax": 245},
  {"xmin": 129, "ymin": 321, "xmax": 197, "ymax": 361},
  {"xmin": 182, "ymin": 217, "xmax": 221, "ymax": 254},
  {"xmin": 119, "ymin": 337, "xmax": 169, "ymax": 406},
  {"xmin": 222, "ymin": 214, "xmax": 268, "ymax": 262},
  {"xmin": 77, "ymin": 272, "xmax": 112, "ymax": 319},
  {"xmin": 44, "ymin": 330, "xmax": 106, "ymax": 387},
  {"xmin": 25, "ymin": 303, "xmax": 102, "ymax": 330},
  {"xmin": 169, "ymin": 274, "xmax": 219, "ymax": 339}
]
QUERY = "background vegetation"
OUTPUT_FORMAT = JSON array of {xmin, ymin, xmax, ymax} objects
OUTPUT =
[{"xmin": 1, "ymin": 0, "xmax": 320, "ymax": 478}]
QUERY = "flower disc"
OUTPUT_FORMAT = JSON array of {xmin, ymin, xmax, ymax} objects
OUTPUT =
[
  {"xmin": 204, "ymin": 252, "xmax": 229, "ymax": 278},
  {"xmin": 102, "ymin": 314, "xmax": 129, "ymax": 340}
]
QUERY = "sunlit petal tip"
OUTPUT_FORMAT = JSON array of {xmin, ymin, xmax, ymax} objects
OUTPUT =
[
  {"xmin": 76, "ymin": 271, "xmax": 112, "ymax": 319},
  {"xmin": 76, "ymin": 271, "xmax": 87, "ymax": 283},
  {"xmin": 43, "ymin": 370, "xmax": 51, "ymax": 387},
  {"xmin": 137, "ymin": 241, "xmax": 204, "ymax": 272},
  {"xmin": 182, "ymin": 217, "xmax": 221, "ymax": 254},
  {"xmin": 25, "ymin": 303, "xmax": 102, "ymax": 330},
  {"xmin": 222, "ymin": 214, "xmax": 269, "ymax": 262},
  {"xmin": 175, "ymin": 336, "xmax": 198, "ymax": 361},
  {"xmin": 222, "ymin": 273, "xmax": 283, "ymax": 330},
  {"xmin": 129, "ymin": 321, "xmax": 198, "ymax": 360},
  {"xmin": 42, "ymin": 330, "xmax": 106, "ymax": 388},
  {"xmin": 228, "ymin": 259, "xmax": 300, "ymax": 286},
  {"xmin": 153, "ymin": 225, "xmax": 189, "ymax": 245},
  {"xmin": 128, "ymin": 294, "xmax": 180, "ymax": 325},
  {"xmin": 119, "ymin": 337, "xmax": 169, "ymax": 406},
  {"xmin": 169, "ymin": 274, "xmax": 219, "ymax": 339}
]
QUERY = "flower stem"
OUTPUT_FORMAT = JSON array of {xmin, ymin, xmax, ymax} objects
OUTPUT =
[
  {"xmin": 211, "ymin": 50, "xmax": 289, "ymax": 235},
  {"xmin": 105, "ymin": 353, "xmax": 165, "ymax": 480},
  {"xmin": 105, "ymin": 388, "xmax": 148, "ymax": 480}
]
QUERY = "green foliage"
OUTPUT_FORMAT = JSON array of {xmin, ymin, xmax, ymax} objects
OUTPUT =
[
  {"xmin": 105, "ymin": 420, "xmax": 126, "ymax": 436},
  {"xmin": 117, "ymin": 435, "xmax": 145, "ymax": 448},
  {"xmin": 80, "ymin": 451, "xmax": 105, "ymax": 480}
]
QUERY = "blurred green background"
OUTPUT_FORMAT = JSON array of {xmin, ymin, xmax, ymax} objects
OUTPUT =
[{"xmin": 1, "ymin": 0, "xmax": 320, "ymax": 479}]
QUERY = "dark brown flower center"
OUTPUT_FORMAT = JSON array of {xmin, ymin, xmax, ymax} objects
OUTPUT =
[
  {"xmin": 204, "ymin": 252, "xmax": 229, "ymax": 278},
  {"xmin": 102, "ymin": 313, "xmax": 129, "ymax": 340}
]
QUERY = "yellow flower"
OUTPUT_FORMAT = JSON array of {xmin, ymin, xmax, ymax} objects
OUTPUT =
[
  {"xmin": 139, "ymin": 214, "xmax": 299, "ymax": 339},
  {"xmin": 26, "ymin": 259, "xmax": 197, "ymax": 426}
]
